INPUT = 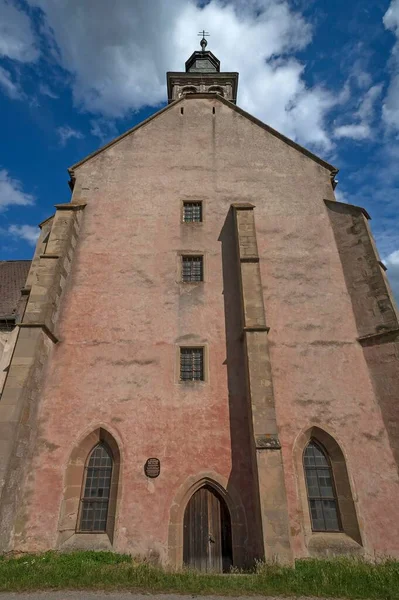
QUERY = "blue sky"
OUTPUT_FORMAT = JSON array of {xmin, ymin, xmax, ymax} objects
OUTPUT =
[{"xmin": 1, "ymin": 0, "xmax": 399, "ymax": 301}]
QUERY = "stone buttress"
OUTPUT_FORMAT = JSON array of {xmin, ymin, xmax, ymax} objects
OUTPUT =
[
  {"xmin": 0, "ymin": 201, "xmax": 85, "ymax": 551},
  {"xmin": 325, "ymin": 199, "xmax": 399, "ymax": 473},
  {"xmin": 232, "ymin": 203, "xmax": 293, "ymax": 564}
]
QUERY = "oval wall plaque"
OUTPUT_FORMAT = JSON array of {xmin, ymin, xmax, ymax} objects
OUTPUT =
[{"xmin": 145, "ymin": 458, "xmax": 160, "ymax": 478}]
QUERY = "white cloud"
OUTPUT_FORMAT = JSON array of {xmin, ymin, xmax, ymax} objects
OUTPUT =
[
  {"xmin": 39, "ymin": 83, "xmax": 58, "ymax": 99},
  {"xmin": 356, "ymin": 84, "xmax": 383, "ymax": 122},
  {"xmin": 384, "ymin": 0, "xmax": 399, "ymax": 34},
  {"xmin": 8, "ymin": 224, "xmax": 39, "ymax": 245},
  {"xmin": 384, "ymin": 249, "xmax": 399, "ymax": 305},
  {"xmin": 57, "ymin": 125, "xmax": 84, "ymax": 146},
  {"xmin": 334, "ymin": 124, "xmax": 371, "ymax": 140},
  {"xmin": 386, "ymin": 249, "xmax": 399, "ymax": 265},
  {"xmin": 353, "ymin": 69, "xmax": 372, "ymax": 90},
  {"xmin": 333, "ymin": 83, "xmax": 383, "ymax": 141},
  {"xmin": 0, "ymin": 65, "xmax": 22, "ymax": 99},
  {"xmin": 0, "ymin": 169, "xmax": 35, "ymax": 212},
  {"xmin": 26, "ymin": 0, "xmax": 338, "ymax": 151},
  {"xmin": 334, "ymin": 189, "xmax": 348, "ymax": 204},
  {"xmin": 0, "ymin": 0, "xmax": 39, "ymax": 62},
  {"xmin": 383, "ymin": 77, "xmax": 399, "ymax": 129},
  {"xmin": 383, "ymin": 0, "xmax": 399, "ymax": 129},
  {"xmin": 90, "ymin": 118, "xmax": 118, "ymax": 143},
  {"xmin": 348, "ymin": 54, "xmax": 373, "ymax": 90}
]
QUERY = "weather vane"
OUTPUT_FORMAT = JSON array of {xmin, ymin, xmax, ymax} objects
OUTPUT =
[{"xmin": 198, "ymin": 30, "xmax": 209, "ymax": 52}]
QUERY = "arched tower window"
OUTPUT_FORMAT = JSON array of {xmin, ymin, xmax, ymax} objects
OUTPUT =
[
  {"xmin": 182, "ymin": 86, "xmax": 197, "ymax": 95},
  {"xmin": 79, "ymin": 442, "xmax": 113, "ymax": 532},
  {"xmin": 303, "ymin": 440, "xmax": 341, "ymax": 532},
  {"xmin": 208, "ymin": 86, "xmax": 224, "ymax": 96}
]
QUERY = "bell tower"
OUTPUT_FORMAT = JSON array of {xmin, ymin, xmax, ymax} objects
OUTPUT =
[{"xmin": 167, "ymin": 32, "xmax": 239, "ymax": 103}]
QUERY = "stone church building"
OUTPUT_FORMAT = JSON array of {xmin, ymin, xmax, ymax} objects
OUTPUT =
[{"xmin": 1, "ymin": 41, "xmax": 399, "ymax": 571}]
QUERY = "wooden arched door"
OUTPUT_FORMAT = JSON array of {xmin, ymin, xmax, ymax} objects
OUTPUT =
[{"xmin": 183, "ymin": 485, "xmax": 232, "ymax": 572}]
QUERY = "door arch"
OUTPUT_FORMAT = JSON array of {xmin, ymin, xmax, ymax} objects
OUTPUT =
[{"xmin": 183, "ymin": 485, "xmax": 232, "ymax": 572}]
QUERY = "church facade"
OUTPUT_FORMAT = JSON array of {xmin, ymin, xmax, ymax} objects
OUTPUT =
[{"xmin": 1, "ymin": 42, "xmax": 399, "ymax": 570}]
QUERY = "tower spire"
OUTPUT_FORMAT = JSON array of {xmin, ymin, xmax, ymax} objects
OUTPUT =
[
  {"xmin": 198, "ymin": 30, "xmax": 209, "ymax": 52},
  {"xmin": 166, "ymin": 33, "xmax": 238, "ymax": 104}
]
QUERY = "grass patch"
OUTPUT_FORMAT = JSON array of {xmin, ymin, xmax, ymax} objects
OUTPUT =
[{"xmin": 0, "ymin": 551, "xmax": 398, "ymax": 599}]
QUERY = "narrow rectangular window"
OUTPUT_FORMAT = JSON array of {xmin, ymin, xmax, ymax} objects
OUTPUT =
[
  {"xmin": 0, "ymin": 318, "xmax": 15, "ymax": 332},
  {"xmin": 180, "ymin": 347, "xmax": 204, "ymax": 381},
  {"xmin": 182, "ymin": 255, "xmax": 203, "ymax": 282},
  {"xmin": 183, "ymin": 202, "xmax": 202, "ymax": 222}
]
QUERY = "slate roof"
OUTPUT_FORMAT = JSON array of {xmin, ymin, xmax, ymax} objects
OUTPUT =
[{"xmin": 0, "ymin": 261, "xmax": 31, "ymax": 319}]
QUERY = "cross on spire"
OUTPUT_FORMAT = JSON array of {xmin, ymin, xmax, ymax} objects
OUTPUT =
[{"xmin": 198, "ymin": 30, "xmax": 209, "ymax": 52}]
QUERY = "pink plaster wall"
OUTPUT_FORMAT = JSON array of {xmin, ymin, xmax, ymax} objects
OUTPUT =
[{"xmin": 16, "ymin": 97, "xmax": 399, "ymax": 560}]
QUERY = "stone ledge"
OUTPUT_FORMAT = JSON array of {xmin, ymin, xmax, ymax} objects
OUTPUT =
[
  {"xmin": 324, "ymin": 198, "xmax": 371, "ymax": 220},
  {"xmin": 240, "ymin": 256, "xmax": 260, "ymax": 263},
  {"xmin": 244, "ymin": 326, "xmax": 270, "ymax": 333},
  {"xmin": 18, "ymin": 322, "xmax": 59, "ymax": 344},
  {"xmin": 178, "ymin": 380, "xmax": 208, "ymax": 386},
  {"xmin": 39, "ymin": 214, "xmax": 55, "ymax": 228},
  {"xmin": 58, "ymin": 532, "xmax": 112, "ymax": 551},
  {"xmin": 54, "ymin": 203, "xmax": 87, "ymax": 211},
  {"xmin": 378, "ymin": 260, "xmax": 387, "ymax": 271},
  {"xmin": 308, "ymin": 532, "xmax": 363, "ymax": 558},
  {"xmin": 231, "ymin": 203, "xmax": 255, "ymax": 210},
  {"xmin": 358, "ymin": 327, "xmax": 399, "ymax": 346},
  {"xmin": 255, "ymin": 434, "xmax": 281, "ymax": 450}
]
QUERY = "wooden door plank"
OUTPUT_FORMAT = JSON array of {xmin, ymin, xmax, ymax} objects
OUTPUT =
[
  {"xmin": 183, "ymin": 486, "xmax": 231, "ymax": 573},
  {"xmin": 200, "ymin": 487, "xmax": 208, "ymax": 572},
  {"xmin": 207, "ymin": 487, "xmax": 222, "ymax": 572}
]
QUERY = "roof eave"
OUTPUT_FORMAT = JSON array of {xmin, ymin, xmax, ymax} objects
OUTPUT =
[
  {"xmin": 324, "ymin": 198, "xmax": 371, "ymax": 220},
  {"xmin": 185, "ymin": 50, "xmax": 220, "ymax": 72},
  {"xmin": 38, "ymin": 215, "xmax": 54, "ymax": 229},
  {"xmin": 68, "ymin": 92, "xmax": 337, "ymax": 174},
  {"xmin": 68, "ymin": 97, "xmax": 184, "ymax": 173},
  {"xmin": 185, "ymin": 93, "xmax": 337, "ymax": 172}
]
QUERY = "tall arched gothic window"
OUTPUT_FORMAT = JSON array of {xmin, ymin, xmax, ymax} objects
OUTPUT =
[
  {"xmin": 79, "ymin": 443, "xmax": 113, "ymax": 532},
  {"xmin": 303, "ymin": 440, "xmax": 341, "ymax": 532}
]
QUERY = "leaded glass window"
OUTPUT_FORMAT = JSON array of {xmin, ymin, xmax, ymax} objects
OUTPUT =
[
  {"xmin": 182, "ymin": 256, "xmax": 203, "ymax": 282},
  {"xmin": 304, "ymin": 440, "xmax": 341, "ymax": 532},
  {"xmin": 183, "ymin": 202, "xmax": 202, "ymax": 222},
  {"xmin": 180, "ymin": 347, "xmax": 204, "ymax": 381},
  {"xmin": 79, "ymin": 443, "xmax": 113, "ymax": 532}
]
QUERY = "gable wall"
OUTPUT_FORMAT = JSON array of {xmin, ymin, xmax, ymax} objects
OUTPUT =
[{"xmin": 13, "ymin": 97, "xmax": 399, "ymax": 560}]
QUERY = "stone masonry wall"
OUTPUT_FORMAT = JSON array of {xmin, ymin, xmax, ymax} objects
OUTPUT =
[
  {"xmin": 233, "ymin": 204, "xmax": 292, "ymax": 564},
  {"xmin": 325, "ymin": 201, "xmax": 398, "ymax": 336},
  {"xmin": 325, "ymin": 200, "xmax": 399, "ymax": 473},
  {"xmin": 0, "ymin": 329, "xmax": 18, "ymax": 394},
  {"xmin": 9, "ymin": 96, "xmax": 399, "ymax": 562},
  {"xmin": 0, "ymin": 207, "xmax": 85, "ymax": 552}
]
